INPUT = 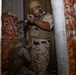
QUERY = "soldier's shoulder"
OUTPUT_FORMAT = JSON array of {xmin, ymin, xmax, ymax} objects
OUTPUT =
[
  {"xmin": 45, "ymin": 13, "xmax": 53, "ymax": 18},
  {"xmin": 46, "ymin": 13, "xmax": 52, "ymax": 15}
]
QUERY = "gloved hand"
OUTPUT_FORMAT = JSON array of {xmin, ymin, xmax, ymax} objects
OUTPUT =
[{"xmin": 28, "ymin": 14, "xmax": 36, "ymax": 23}]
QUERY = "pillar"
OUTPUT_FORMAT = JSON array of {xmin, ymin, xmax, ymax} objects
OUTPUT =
[{"xmin": 51, "ymin": 0, "xmax": 69, "ymax": 75}]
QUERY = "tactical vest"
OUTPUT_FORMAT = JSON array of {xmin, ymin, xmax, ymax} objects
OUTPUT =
[{"xmin": 30, "ymin": 13, "xmax": 51, "ymax": 39}]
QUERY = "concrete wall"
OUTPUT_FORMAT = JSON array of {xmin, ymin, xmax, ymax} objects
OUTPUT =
[
  {"xmin": 2, "ymin": 0, "xmax": 23, "ymax": 21},
  {"xmin": 2, "ymin": 0, "xmax": 24, "ymax": 40}
]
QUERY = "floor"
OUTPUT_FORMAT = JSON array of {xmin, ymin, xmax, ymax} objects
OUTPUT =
[{"xmin": 2, "ymin": 69, "xmax": 58, "ymax": 75}]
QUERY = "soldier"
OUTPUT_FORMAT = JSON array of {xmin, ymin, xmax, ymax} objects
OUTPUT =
[
  {"xmin": 24, "ymin": 0, "xmax": 54, "ymax": 75},
  {"xmin": 8, "ymin": 38, "xmax": 32, "ymax": 75}
]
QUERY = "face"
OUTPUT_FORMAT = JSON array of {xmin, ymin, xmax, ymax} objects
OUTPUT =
[{"xmin": 31, "ymin": 6, "xmax": 41, "ymax": 17}]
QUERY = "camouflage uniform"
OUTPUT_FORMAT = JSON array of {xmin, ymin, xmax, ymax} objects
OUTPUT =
[{"xmin": 30, "ymin": 12, "xmax": 54, "ymax": 75}]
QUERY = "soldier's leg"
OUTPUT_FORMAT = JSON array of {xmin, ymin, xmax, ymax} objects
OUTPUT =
[
  {"xmin": 31, "ymin": 41, "xmax": 50, "ymax": 75},
  {"xmin": 31, "ymin": 44, "xmax": 40, "ymax": 75},
  {"xmin": 37, "ymin": 42, "xmax": 50, "ymax": 75}
]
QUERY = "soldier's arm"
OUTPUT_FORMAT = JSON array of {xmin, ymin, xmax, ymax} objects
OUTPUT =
[
  {"xmin": 29, "ymin": 14, "xmax": 53, "ymax": 31},
  {"xmin": 34, "ymin": 19, "xmax": 50, "ymax": 30}
]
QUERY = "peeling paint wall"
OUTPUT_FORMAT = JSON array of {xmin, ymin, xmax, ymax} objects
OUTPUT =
[{"xmin": 64, "ymin": 0, "xmax": 76, "ymax": 75}]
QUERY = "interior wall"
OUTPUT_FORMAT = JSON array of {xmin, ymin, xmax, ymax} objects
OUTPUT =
[
  {"xmin": 64, "ymin": 0, "xmax": 76, "ymax": 75},
  {"xmin": 2, "ymin": 0, "xmax": 23, "ymax": 21},
  {"xmin": 2, "ymin": 0, "xmax": 24, "ymax": 68},
  {"xmin": 2, "ymin": 0, "xmax": 24, "ymax": 40},
  {"xmin": 48, "ymin": 29, "xmax": 57, "ymax": 72}
]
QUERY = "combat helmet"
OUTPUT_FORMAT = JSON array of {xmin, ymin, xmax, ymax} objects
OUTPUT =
[{"xmin": 30, "ymin": 0, "xmax": 41, "ymax": 9}]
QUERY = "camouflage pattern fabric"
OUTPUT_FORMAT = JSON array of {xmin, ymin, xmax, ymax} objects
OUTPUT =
[{"xmin": 31, "ymin": 39, "xmax": 50, "ymax": 75}]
